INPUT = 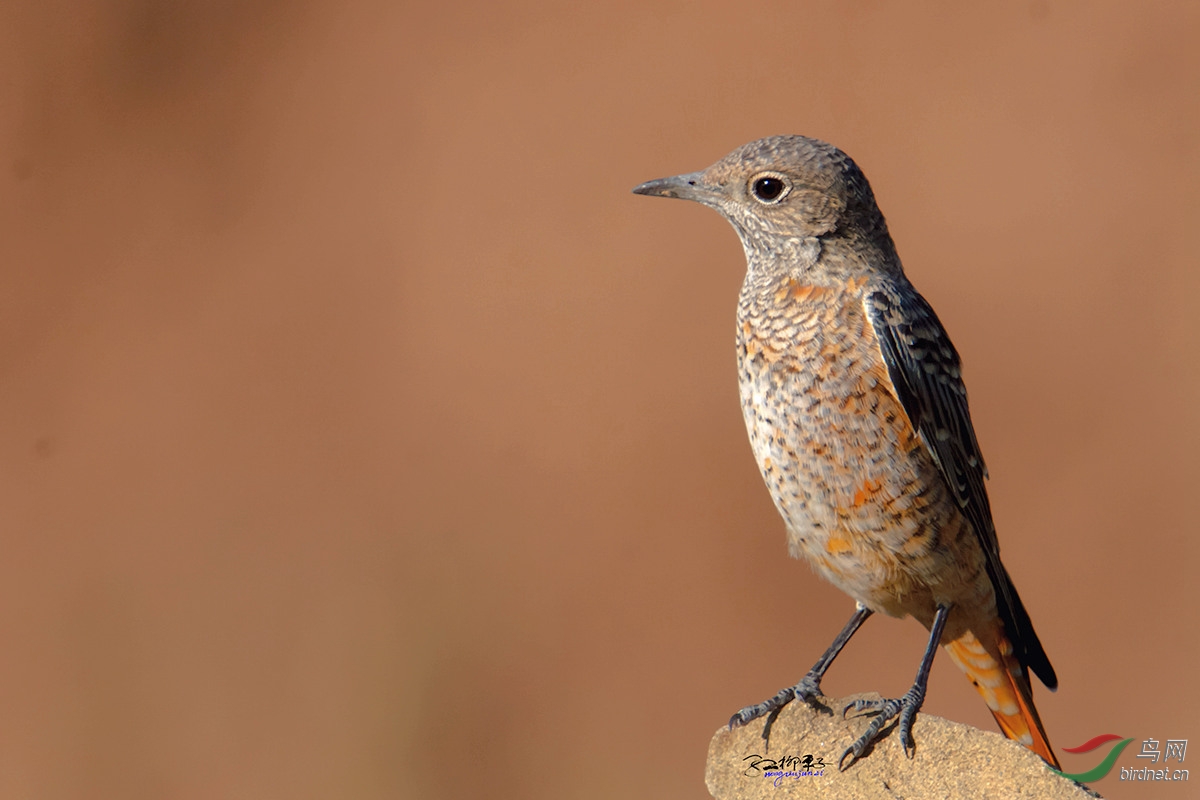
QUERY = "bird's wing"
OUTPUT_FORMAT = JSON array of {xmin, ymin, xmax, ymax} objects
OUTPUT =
[{"xmin": 864, "ymin": 283, "xmax": 1057, "ymax": 689}]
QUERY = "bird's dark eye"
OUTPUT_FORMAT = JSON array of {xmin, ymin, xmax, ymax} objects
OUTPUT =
[{"xmin": 750, "ymin": 175, "xmax": 789, "ymax": 204}]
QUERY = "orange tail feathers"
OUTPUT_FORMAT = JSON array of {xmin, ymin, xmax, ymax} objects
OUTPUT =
[{"xmin": 944, "ymin": 631, "xmax": 1060, "ymax": 769}]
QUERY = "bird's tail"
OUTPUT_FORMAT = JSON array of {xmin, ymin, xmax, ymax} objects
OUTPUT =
[{"xmin": 943, "ymin": 630, "xmax": 1060, "ymax": 769}]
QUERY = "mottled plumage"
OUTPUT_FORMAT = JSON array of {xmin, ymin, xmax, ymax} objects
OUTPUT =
[{"xmin": 633, "ymin": 136, "xmax": 1058, "ymax": 768}]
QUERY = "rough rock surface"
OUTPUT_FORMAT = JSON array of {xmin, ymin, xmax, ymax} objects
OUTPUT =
[{"xmin": 705, "ymin": 693, "xmax": 1101, "ymax": 800}]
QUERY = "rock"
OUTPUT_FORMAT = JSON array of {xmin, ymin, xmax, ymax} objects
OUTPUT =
[{"xmin": 705, "ymin": 693, "xmax": 1100, "ymax": 800}]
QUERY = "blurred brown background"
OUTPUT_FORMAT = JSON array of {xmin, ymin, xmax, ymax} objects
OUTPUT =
[{"xmin": 1, "ymin": 2, "xmax": 1197, "ymax": 798}]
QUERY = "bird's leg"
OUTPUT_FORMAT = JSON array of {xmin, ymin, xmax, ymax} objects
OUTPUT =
[
  {"xmin": 729, "ymin": 604, "xmax": 873, "ymax": 743},
  {"xmin": 839, "ymin": 603, "xmax": 951, "ymax": 769}
]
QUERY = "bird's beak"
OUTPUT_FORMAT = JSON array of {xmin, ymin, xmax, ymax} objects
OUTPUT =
[{"xmin": 631, "ymin": 171, "xmax": 722, "ymax": 205}]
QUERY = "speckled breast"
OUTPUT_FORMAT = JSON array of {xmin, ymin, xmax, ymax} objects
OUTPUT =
[{"xmin": 735, "ymin": 273, "xmax": 979, "ymax": 616}]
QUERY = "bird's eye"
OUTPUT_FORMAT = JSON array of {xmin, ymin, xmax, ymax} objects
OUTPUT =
[{"xmin": 750, "ymin": 174, "xmax": 790, "ymax": 204}]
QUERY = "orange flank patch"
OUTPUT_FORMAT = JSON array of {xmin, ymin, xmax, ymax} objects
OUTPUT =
[
  {"xmin": 852, "ymin": 477, "xmax": 882, "ymax": 507},
  {"xmin": 864, "ymin": 361, "xmax": 893, "ymax": 390},
  {"xmin": 825, "ymin": 536, "xmax": 854, "ymax": 555},
  {"xmin": 791, "ymin": 281, "xmax": 827, "ymax": 302},
  {"xmin": 773, "ymin": 278, "xmax": 828, "ymax": 304},
  {"xmin": 844, "ymin": 275, "xmax": 867, "ymax": 293}
]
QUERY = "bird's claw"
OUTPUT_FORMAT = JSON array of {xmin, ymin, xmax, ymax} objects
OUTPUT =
[
  {"xmin": 728, "ymin": 674, "xmax": 825, "ymax": 746},
  {"xmin": 838, "ymin": 687, "xmax": 924, "ymax": 769}
]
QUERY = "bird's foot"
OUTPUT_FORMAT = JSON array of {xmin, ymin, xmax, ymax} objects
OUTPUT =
[
  {"xmin": 728, "ymin": 673, "xmax": 823, "ymax": 743},
  {"xmin": 838, "ymin": 685, "xmax": 925, "ymax": 770}
]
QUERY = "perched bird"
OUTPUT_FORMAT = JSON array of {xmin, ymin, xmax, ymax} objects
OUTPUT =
[{"xmin": 632, "ymin": 136, "xmax": 1059, "ymax": 769}]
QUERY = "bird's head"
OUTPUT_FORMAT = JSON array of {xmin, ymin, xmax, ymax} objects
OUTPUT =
[{"xmin": 633, "ymin": 135, "xmax": 894, "ymax": 273}]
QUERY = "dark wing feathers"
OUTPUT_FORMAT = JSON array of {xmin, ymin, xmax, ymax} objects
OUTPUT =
[{"xmin": 866, "ymin": 285, "xmax": 1057, "ymax": 690}]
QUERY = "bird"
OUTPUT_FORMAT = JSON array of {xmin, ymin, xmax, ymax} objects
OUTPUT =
[{"xmin": 632, "ymin": 135, "xmax": 1059, "ymax": 769}]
